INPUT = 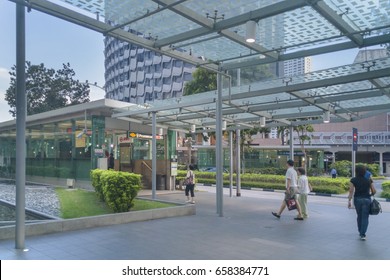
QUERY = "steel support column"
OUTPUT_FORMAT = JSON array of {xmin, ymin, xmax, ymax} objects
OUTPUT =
[
  {"xmin": 379, "ymin": 152, "xmax": 384, "ymax": 176},
  {"xmin": 289, "ymin": 125, "xmax": 294, "ymax": 161},
  {"xmin": 15, "ymin": 3, "xmax": 26, "ymax": 250},
  {"xmin": 236, "ymin": 128, "xmax": 241, "ymax": 197},
  {"xmin": 152, "ymin": 111, "xmax": 157, "ymax": 199},
  {"xmin": 216, "ymin": 71, "xmax": 223, "ymax": 216},
  {"xmin": 229, "ymin": 130, "xmax": 233, "ymax": 197}
]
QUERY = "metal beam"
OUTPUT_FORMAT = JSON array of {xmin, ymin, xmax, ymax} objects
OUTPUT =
[
  {"xmin": 221, "ymin": 34, "xmax": 390, "ymax": 71},
  {"xmin": 112, "ymin": 96, "xmax": 217, "ymax": 118},
  {"xmin": 10, "ymin": 0, "xmax": 219, "ymax": 72},
  {"xmin": 287, "ymin": 91, "xmax": 351, "ymax": 121},
  {"xmin": 231, "ymin": 67, "xmax": 390, "ymax": 101},
  {"xmin": 311, "ymin": 1, "xmax": 364, "ymax": 46},
  {"xmin": 153, "ymin": 0, "xmax": 312, "ymax": 58}
]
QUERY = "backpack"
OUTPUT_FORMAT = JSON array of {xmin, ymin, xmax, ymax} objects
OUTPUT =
[
  {"xmin": 369, "ymin": 198, "xmax": 382, "ymax": 215},
  {"xmin": 186, "ymin": 171, "xmax": 194, "ymax": 185}
]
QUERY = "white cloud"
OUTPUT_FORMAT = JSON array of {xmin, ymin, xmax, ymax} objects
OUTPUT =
[{"xmin": 0, "ymin": 67, "xmax": 10, "ymax": 81}]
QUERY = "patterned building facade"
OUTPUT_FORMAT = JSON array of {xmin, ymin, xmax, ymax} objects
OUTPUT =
[{"xmin": 104, "ymin": 27, "xmax": 195, "ymax": 104}]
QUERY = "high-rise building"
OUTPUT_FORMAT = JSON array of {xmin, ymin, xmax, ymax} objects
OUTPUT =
[
  {"xmin": 104, "ymin": 27, "xmax": 195, "ymax": 104},
  {"xmin": 283, "ymin": 57, "xmax": 312, "ymax": 77}
]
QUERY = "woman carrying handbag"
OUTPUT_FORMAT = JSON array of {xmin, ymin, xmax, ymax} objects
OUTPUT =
[
  {"xmin": 348, "ymin": 165, "xmax": 376, "ymax": 241},
  {"xmin": 185, "ymin": 164, "xmax": 196, "ymax": 204}
]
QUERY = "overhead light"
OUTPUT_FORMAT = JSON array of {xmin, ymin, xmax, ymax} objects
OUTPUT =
[
  {"xmin": 158, "ymin": 128, "xmax": 163, "ymax": 135},
  {"xmin": 323, "ymin": 111, "xmax": 330, "ymax": 123},
  {"xmin": 245, "ymin": 20, "xmax": 256, "ymax": 43},
  {"xmin": 260, "ymin": 116, "xmax": 266, "ymax": 127},
  {"xmin": 190, "ymin": 124, "xmax": 196, "ymax": 133},
  {"xmin": 222, "ymin": 120, "xmax": 227, "ymax": 131}
]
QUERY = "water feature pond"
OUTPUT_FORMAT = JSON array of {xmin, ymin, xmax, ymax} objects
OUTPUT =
[{"xmin": 0, "ymin": 179, "xmax": 58, "ymax": 226}]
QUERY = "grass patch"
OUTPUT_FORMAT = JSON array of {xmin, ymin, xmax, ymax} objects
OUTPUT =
[{"xmin": 55, "ymin": 188, "xmax": 175, "ymax": 219}]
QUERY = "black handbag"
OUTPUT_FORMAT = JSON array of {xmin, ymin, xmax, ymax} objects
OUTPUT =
[{"xmin": 369, "ymin": 198, "xmax": 382, "ymax": 215}]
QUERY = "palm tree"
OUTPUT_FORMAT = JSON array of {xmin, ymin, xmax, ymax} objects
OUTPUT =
[
  {"xmin": 277, "ymin": 126, "xmax": 289, "ymax": 145},
  {"xmin": 294, "ymin": 124, "xmax": 314, "ymax": 173}
]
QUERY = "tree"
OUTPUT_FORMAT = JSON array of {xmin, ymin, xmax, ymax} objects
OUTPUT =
[
  {"xmin": 183, "ymin": 67, "xmax": 217, "ymax": 96},
  {"xmin": 5, "ymin": 61, "xmax": 90, "ymax": 117},
  {"xmin": 294, "ymin": 124, "xmax": 314, "ymax": 172},
  {"xmin": 277, "ymin": 126, "xmax": 289, "ymax": 146},
  {"xmin": 228, "ymin": 64, "xmax": 275, "ymax": 86}
]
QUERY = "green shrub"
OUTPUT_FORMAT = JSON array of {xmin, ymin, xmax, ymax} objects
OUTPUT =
[
  {"xmin": 382, "ymin": 181, "xmax": 390, "ymax": 191},
  {"xmin": 381, "ymin": 190, "xmax": 390, "ymax": 199},
  {"xmin": 178, "ymin": 164, "xmax": 188, "ymax": 170},
  {"xmin": 176, "ymin": 170, "xmax": 349, "ymax": 194},
  {"xmin": 365, "ymin": 163, "xmax": 380, "ymax": 177},
  {"xmin": 90, "ymin": 169, "xmax": 106, "ymax": 201},
  {"xmin": 329, "ymin": 160, "xmax": 351, "ymax": 177},
  {"xmin": 381, "ymin": 181, "xmax": 390, "ymax": 199},
  {"xmin": 329, "ymin": 161, "xmax": 380, "ymax": 177},
  {"xmin": 246, "ymin": 167, "xmax": 286, "ymax": 175},
  {"xmin": 100, "ymin": 170, "xmax": 142, "ymax": 213}
]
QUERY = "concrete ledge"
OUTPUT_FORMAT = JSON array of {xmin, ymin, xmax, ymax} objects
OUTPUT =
[{"xmin": 0, "ymin": 204, "xmax": 195, "ymax": 240}]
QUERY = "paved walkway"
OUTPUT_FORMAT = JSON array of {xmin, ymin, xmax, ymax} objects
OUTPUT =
[{"xmin": 0, "ymin": 185, "xmax": 389, "ymax": 260}]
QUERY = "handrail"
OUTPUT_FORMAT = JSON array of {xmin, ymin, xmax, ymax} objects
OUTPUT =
[
  {"xmin": 296, "ymin": 131, "xmax": 390, "ymax": 145},
  {"xmin": 141, "ymin": 160, "xmax": 152, "ymax": 172}
]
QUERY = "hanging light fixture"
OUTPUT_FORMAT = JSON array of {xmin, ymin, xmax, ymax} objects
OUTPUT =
[
  {"xmin": 245, "ymin": 20, "xmax": 256, "ymax": 43},
  {"xmin": 260, "ymin": 116, "xmax": 266, "ymax": 127},
  {"xmin": 158, "ymin": 128, "xmax": 163, "ymax": 135},
  {"xmin": 222, "ymin": 120, "xmax": 227, "ymax": 131},
  {"xmin": 190, "ymin": 124, "xmax": 196, "ymax": 133},
  {"xmin": 323, "ymin": 111, "xmax": 330, "ymax": 123}
]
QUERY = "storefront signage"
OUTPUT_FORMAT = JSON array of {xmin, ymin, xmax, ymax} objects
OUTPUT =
[
  {"xmin": 94, "ymin": 148, "xmax": 104, "ymax": 156},
  {"xmin": 277, "ymin": 151, "xmax": 305, "ymax": 156},
  {"xmin": 171, "ymin": 161, "xmax": 178, "ymax": 176},
  {"xmin": 127, "ymin": 131, "xmax": 164, "ymax": 140},
  {"xmin": 118, "ymin": 135, "xmax": 133, "ymax": 144},
  {"xmin": 75, "ymin": 130, "xmax": 86, "ymax": 148}
]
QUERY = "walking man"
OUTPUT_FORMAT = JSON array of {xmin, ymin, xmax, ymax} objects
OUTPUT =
[{"xmin": 272, "ymin": 159, "xmax": 304, "ymax": 220}]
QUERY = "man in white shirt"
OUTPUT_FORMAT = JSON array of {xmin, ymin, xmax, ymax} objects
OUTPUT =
[{"xmin": 272, "ymin": 159, "xmax": 304, "ymax": 220}]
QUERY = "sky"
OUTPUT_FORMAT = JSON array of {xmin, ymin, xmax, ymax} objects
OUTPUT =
[
  {"xmin": 0, "ymin": 0, "xmax": 106, "ymax": 122},
  {"xmin": 0, "ymin": 0, "xmax": 361, "ymax": 123}
]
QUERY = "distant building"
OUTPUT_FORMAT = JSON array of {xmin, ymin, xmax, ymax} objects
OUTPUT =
[
  {"xmin": 104, "ymin": 26, "xmax": 195, "ymax": 104},
  {"xmin": 283, "ymin": 57, "xmax": 312, "ymax": 77},
  {"xmin": 253, "ymin": 49, "xmax": 390, "ymax": 175}
]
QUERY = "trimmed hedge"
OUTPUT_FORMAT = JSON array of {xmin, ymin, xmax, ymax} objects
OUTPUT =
[
  {"xmin": 176, "ymin": 170, "xmax": 350, "ymax": 194},
  {"xmin": 90, "ymin": 169, "xmax": 105, "ymax": 201},
  {"xmin": 381, "ymin": 181, "xmax": 390, "ymax": 199},
  {"xmin": 329, "ymin": 161, "xmax": 380, "ymax": 177},
  {"xmin": 90, "ymin": 169, "xmax": 142, "ymax": 213}
]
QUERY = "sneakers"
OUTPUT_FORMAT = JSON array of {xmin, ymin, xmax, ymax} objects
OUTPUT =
[
  {"xmin": 272, "ymin": 212, "xmax": 281, "ymax": 218},
  {"xmin": 294, "ymin": 217, "xmax": 304, "ymax": 220},
  {"xmin": 190, "ymin": 200, "xmax": 195, "ymax": 204},
  {"xmin": 360, "ymin": 235, "xmax": 366, "ymax": 241}
]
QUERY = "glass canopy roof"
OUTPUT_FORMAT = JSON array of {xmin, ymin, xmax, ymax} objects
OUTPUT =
[
  {"xmin": 18, "ymin": 0, "xmax": 390, "ymax": 131},
  {"xmin": 111, "ymin": 56, "xmax": 390, "ymax": 131}
]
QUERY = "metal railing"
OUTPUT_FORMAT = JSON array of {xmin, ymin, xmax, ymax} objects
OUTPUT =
[{"xmin": 296, "ymin": 132, "xmax": 390, "ymax": 146}]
